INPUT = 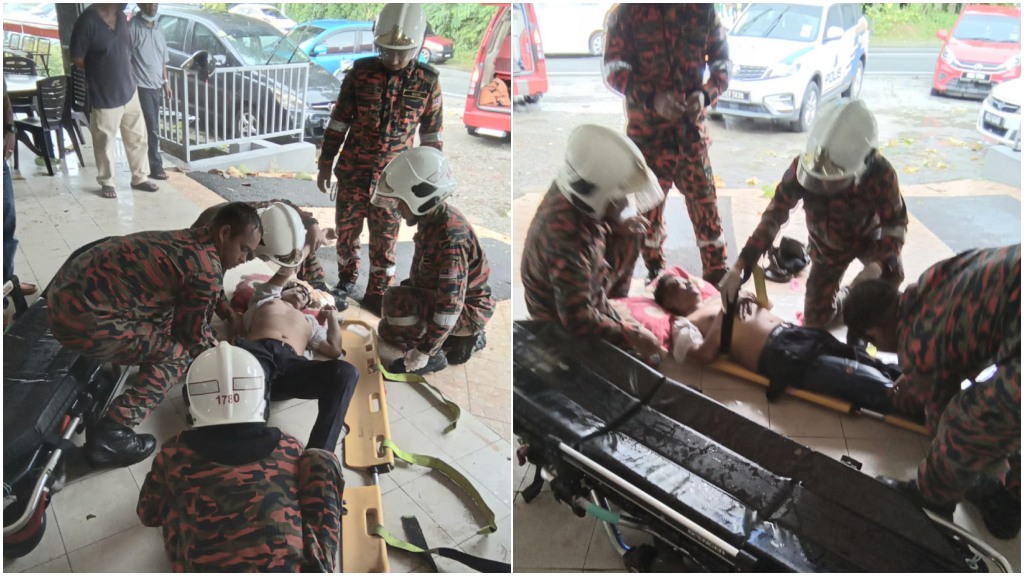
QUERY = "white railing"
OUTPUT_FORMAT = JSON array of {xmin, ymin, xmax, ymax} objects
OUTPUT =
[{"xmin": 159, "ymin": 62, "xmax": 310, "ymax": 163}]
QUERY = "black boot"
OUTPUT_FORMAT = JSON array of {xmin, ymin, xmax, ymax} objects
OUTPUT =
[
  {"xmin": 388, "ymin": 353, "xmax": 448, "ymax": 376},
  {"xmin": 361, "ymin": 293, "xmax": 383, "ymax": 317},
  {"xmin": 331, "ymin": 277, "xmax": 356, "ymax": 301},
  {"xmin": 87, "ymin": 417, "xmax": 157, "ymax": 468},
  {"xmin": 965, "ymin": 476, "xmax": 1021, "ymax": 540},
  {"xmin": 877, "ymin": 476, "xmax": 956, "ymax": 518},
  {"xmin": 444, "ymin": 332, "xmax": 487, "ymax": 365}
]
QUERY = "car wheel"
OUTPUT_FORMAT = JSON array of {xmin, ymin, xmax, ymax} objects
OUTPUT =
[
  {"xmin": 589, "ymin": 31, "xmax": 605, "ymax": 56},
  {"xmin": 930, "ymin": 87, "xmax": 941, "ymax": 97},
  {"xmin": 467, "ymin": 127, "xmax": 479, "ymax": 137},
  {"xmin": 842, "ymin": 60, "xmax": 864, "ymax": 98},
  {"xmin": 791, "ymin": 81, "xmax": 819, "ymax": 133},
  {"xmin": 709, "ymin": 111, "xmax": 724, "ymax": 121},
  {"xmin": 420, "ymin": 48, "xmax": 432, "ymax": 63}
]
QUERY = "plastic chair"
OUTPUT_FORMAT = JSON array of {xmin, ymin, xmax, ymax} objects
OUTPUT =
[
  {"xmin": 13, "ymin": 76, "xmax": 84, "ymax": 176},
  {"xmin": 19, "ymin": 36, "xmax": 37, "ymax": 54},
  {"xmin": 4, "ymin": 55, "xmax": 38, "ymax": 118},
  {"xmin": 68, "ymin": 66, "xmax": 90, "ymax": 146},
  {"xmin": 31, "ymin": 37, "xmax": 51, "ymax": 76},
  {"xmin": 6, "ymin": 32, "xmax": 22, "ymax": 50}
]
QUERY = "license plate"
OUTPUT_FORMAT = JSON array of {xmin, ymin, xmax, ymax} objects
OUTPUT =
[
  {"xmin": 962, "ymin": 71, "xmax": 991, "ymax": 82},
  {"xmin": 984, "ymin": 112, "xmax": 1005, "ymax": 128},
  {"xmin": 724, "ymin": 90, "xmax": 749, "ymax": 101}
]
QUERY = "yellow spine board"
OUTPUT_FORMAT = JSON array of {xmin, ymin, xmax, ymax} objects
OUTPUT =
[
  {"xmin": 341, "ymin": 485, "xmax": 390, "ymax": 573},
  {"xmin": 341, "ymin": 320, "xmax": 396, "ymax": 469}
]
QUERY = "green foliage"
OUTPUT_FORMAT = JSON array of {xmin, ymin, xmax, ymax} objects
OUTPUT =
[{"xmin": 864, "ymin": 3, "xmax": 960, "ymax": 43}]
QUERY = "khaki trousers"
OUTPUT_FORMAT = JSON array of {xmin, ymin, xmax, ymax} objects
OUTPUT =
[{"xmin": 89, "ymin": 93, "xmax": 150, "ymax": 187}]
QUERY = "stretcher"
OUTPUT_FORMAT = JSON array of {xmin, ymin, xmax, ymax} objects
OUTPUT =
[
  {"xmin": 513, "ymin": 320, "xmax": 1010, "ymax": 572},
  {"xmin": 3, "ymin": 239, "xmax": 128, "ymax": 558}
]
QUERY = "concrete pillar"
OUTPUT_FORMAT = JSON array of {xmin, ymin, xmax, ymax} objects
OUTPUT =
[{"xmin": 55, "ymin": 4, "xmax": 85, "ymax": 72}]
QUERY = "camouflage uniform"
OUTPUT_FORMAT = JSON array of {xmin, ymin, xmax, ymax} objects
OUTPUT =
[
  {"xmin": 319, "ymin": 57, "xmax": 443, "ymax": 297},
  {"xmin": 379, "ymin": 204, "xmax": 494, "ymax": 356},
  {"xmin": 138, "ymin": 427, "xmax": 342, "ymax": 572},
  {"xmin": 47, "ymin": 230, "xmax": 223, "ymax": 427},
  {"xmin": 603, "ymin": 4, "xmax": 730, "ymax": 280},
  {"xmin": 895, "ymin": 244, "xmax": 1020, "ymax": 506},
  {"xmin": 521, "ymin": 185, "xmax": 646, "ymax": 350},
  {"xmin": 740, "ymin": 155, "xmax": 908, "ymax": 328}
]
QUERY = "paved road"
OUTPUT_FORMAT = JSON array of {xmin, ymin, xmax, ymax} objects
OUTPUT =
[{"xmin": 543, "ymin": 46, "xmax": 939, "ymax": 76}]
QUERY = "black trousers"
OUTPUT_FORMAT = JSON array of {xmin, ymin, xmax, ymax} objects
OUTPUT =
[
  {"xmin": 236, "ymin": 337, "xmax": 358, "ymax": 451},
  {"xmin": 137, "ymin": 87, "xmax": 164, "ymax": 175}
]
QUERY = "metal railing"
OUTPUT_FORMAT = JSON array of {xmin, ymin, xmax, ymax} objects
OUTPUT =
[{"xmin": 159, "ymin": 62, "xmax": 310, "ymax": 163}]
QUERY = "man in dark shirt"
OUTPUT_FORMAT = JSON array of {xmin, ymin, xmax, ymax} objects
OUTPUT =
[{"xmin": 70, "ymin": 3, "xmax": 158, "ymax": 198}]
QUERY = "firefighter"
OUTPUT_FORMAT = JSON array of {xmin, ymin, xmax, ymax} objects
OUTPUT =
[
  {"xmin": 138, "ymin": 342, "xmax": 343, "ymax": 571},
  {"xmin": 720, "ymin": 98, "xmax": 909, "ymax": 329},
  {"xmin": 844, "ymin": 245, "xmax": 1021, "ymax": 540},
  {"xmin": 317, "ymin": 3, "xmax": 443, "ymax": 317},
  {"xmin": 46, "ymin": 203, "xmax": 263, "ymax": 467},
  {"xmin": 521, "ymin": 124, "xmax": 665, "ymax": 364},
  {"xmin": 373, "ymin": 147, "xmax": 494, "ymax": 375},
  {"xmin": 603, "ymin": 3, "xmax": 731, "ymax": 284}
]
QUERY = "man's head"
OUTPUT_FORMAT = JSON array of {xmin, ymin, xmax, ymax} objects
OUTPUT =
[
  {"xmin": 654, "ymin": 274, "xmax": 702, "ymax": 316},
  {"xmin": 372, "ymin": 146, "xmax": 456, "ymax": 226},
  {"xmin": 210, "ymin": 202, "xmax": 262, "ymax": 270},
  {"xmin": 137, "ymin": 3, "xmax": 159, "ymax": 21},
  {"xmin": 280, "ymin": 282, "xmax": 312, "ymax": 311},
  {"xmin": 556, "ymin": 124, "xmax": 664, "ymax": 223},
  {"xmin": 843, "ymin": 279, "xmax": 901, "ymax": 352},
  {"xmin": 375, "ymin": 3, "xmax": 425, "ymax": 71},
  {"xmin": 797, "ymin": 98, "xmax": 878, "ymax": 194},
  {"xmin": 185, "ymin": 342, "xmax": 267, "ymax": 428}
]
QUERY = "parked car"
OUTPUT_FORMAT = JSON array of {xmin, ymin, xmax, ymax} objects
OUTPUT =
[
  {"xmin": 422, "ymin": 23, "xmax": 454, "ymax": 64},
  {"xmin": 931, "ymin": 4, "xmax": 1021, "ymax": 99},
  {"xmin": 158, "ymin": 7, "xmax": 340, "ymax": 142},
  {"xmin": 465, "ymin": 3, "xmax": 547, "ymax": 138},
  {"xmin": 532, "ymin": 2, "xmax": 612, "ymax": 56},
  {"xmin": 228, "ymin": 3, "xmax": 296, "ymax": 33},
  {"xmin": 977, "ymin": 77, "xmax": 1021, "ymax": 150},
  {"xmin": 711, "ymin": 2, "xmax": 870, "ymax": 132}
]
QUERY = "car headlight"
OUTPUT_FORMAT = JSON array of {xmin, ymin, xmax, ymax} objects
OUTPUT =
[
  {"xmin": 941, "ymin": 47, "xmax": 959, "ymax": 66},
  {"xmin": 767, "ymin": 61, "xmax": 800, "ymax": 79},
  {"xmin": 997, "ymin": 54, "xmax": 1021, "ymax": 72}
]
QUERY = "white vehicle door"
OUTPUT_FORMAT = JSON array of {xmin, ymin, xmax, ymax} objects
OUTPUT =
[{"xmin": 820, "ymin": 4, "xmax": 847, "ymax": 95}]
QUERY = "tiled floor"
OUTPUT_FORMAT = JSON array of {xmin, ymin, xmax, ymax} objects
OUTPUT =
[
  {"xmin": 3, "ymin": 139, "xmax": 511, "ymax": 572},
  {"xmin": 510, "ymin": 180, "xmax": 1021, "ymax": 572}
]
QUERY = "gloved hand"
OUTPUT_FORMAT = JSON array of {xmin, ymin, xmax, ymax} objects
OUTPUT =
[
  {"xmin": 404, "ymin": 348, "xmax": 430, "ymax": 372},
  {"xmin": 853, "ymin": 261, "xmax": 883, "ymax": 286},
  {"xmin": 719, "ymin": 266, "xmax": 745, "ymax": 308},
  {"xmin": 683, "ymin": 91, "xmax": 705, "ymax": 124},
  {"xmin": 652, "ymin": 92, "xmax": 685, "ymax": 121}
]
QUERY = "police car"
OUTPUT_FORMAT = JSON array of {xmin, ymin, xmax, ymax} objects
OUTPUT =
[{"xmin": 711, "ymin": 2, "xmax": 870, "ymax": 132}]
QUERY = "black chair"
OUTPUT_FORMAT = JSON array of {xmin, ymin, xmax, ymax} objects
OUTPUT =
[
  {"xmin": 13, "ymin": 76, "xmax": 84, "ymax": 176},
  {"xmin": 68, "ymin": 66, "xmax": 89, "ymax": 146},
  {"xmin": 5, "ymin": 32, "xmax": 22, "ymax": 50},
  {"xmin": 4, "ymin": 55, "xmax": 38, "ymax": 117}
]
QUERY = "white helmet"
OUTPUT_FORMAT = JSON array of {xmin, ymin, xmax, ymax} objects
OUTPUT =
[
  {"xmin": 375, "ymin": 3, "xmax": 426, "ymax": 50},
  {"xmin": 557, "ymin": 124, "xmax": 664, "ymax": 221},
  {"xmin": 372, "ymin": 147, "xmax": 456, "ymax": 216},
  {"xmin": 797, "ymin": 98, "xmax": 879, "ymax": 194},
  {"xmin": 185, "ymin": 342, "xmax": 267, "ymax": 428},
  {"xmin": 254, "ymin": 203, "xmax": 305, "ymax": 267}
]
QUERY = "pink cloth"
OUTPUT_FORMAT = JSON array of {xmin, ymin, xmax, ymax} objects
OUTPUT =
[{"xmin": 619, "ymin": 266, "xmax": 719, "ymax": 348}]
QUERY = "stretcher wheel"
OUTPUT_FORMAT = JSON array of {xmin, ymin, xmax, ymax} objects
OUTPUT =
[{"xmin": 3, "ymin": 493, "xmax": 48, "ymax": 559}]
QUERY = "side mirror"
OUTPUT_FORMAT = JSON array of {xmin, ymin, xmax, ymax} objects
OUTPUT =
[
  {"xmin": 213, "ymin": 54, "xmax": 227, "ymax": 67},
  {"xmin": 310, "ymin": 44, "xmax": 324, "ymax": 57},
  {"xmin": 825, "ymin": 26, "xmax": 843, "ymax": 42},
  {"xmin": 936, "ymin": 30, "xmax": 949, "ymax": 41}
]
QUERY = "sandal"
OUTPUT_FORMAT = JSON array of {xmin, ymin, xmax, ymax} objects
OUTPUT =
[
  {"xmin": 149, "ymin": 172, "xmax": 169, "ymax": 180},
  {"xmin": 100, "ymin": 185, "xmax": 117, "ymax": 198},
  {"xmin": 131, "ymin": 181, "xmax": 159, "ymax": 192}
]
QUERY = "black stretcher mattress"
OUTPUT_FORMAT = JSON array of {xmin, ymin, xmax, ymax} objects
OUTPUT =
[{"xmin": 513, "ymin": 321, "xmax": 969, "ymax": 572}]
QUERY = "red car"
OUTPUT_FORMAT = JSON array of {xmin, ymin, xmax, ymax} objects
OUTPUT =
[{"xmin": 931, "ymin": 4, "xmax": 1021, "ymax": 99}]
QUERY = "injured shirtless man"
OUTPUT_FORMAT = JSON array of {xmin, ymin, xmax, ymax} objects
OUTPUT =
[
  {"xmin": 619, "ymin": 271, "xmax": 919, "ymax": 419},
  {"xmin": 233, "ymin": 258, "xmax": 359, "ymax": 452}
]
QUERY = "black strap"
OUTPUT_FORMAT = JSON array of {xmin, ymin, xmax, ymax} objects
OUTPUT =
[
  {"xmin": 433, "ymin": 547, "xmax": 511, "ymax": 573},
  {"xmin": 720, "ymin": 269, "xmax": 752, "ymax": 356}
]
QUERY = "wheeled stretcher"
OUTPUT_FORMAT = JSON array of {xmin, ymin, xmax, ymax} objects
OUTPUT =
[
  {"xmin": 513, "ymin": 320, "xmax": 1009, "ymax": 572},
  {"xmin": 4, "ymin": 240, "xmax": 128, "ymax": 558}
]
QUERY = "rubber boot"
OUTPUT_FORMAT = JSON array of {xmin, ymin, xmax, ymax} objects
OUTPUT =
[
  {"xmin": 388, "ymin": 353, "xmax": 448, "ymax": 376},
  {"xmin": 444, "ymin": 332, "xmax": 487, "ymax": 365},
  {"xmin": 87, "ymin": 417, "xmax": 157, "ymax": 468},
  {"xmin": 965, "ymin": 476, "xmax": 1021, "ymax": 540}
]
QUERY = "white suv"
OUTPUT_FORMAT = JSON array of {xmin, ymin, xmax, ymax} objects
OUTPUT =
[{"xmin": 712, "ymin": 2, "xmax": 870, "ymax": 132}]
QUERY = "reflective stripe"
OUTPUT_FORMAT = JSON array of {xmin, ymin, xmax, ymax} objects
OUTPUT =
[
  {"xmin": 420, "ymin": 132, "xmax": 441, "ymax": 144},
  {"xmin": 697, "ymin": 237, "xmax": 725, "ymax": 248},
  {"xmin": 327, "ymin": 119, "xmax": 349, "ymax": 133},
  {"xmin": 370, "ymin": 265, "xmax": 397, "ymax": 276},
  {"xmin": 432, "ymin": 312, "xmax": 458, "ymax": 327},
  {"xmin": 881, "ymin": 226, "xmax": 906, "ymax": 242},
  {"xmin": 385, "ymin": 315, "xmax": 420, "ymax": 327},
  {"xmin": 603, "ymin": 60, "xmax": 632, "ymax": 76}
]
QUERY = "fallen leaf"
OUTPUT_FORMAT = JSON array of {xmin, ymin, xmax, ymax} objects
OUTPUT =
[
  {"xmin": 746, "ymin": 176, "xmax": 759, "ymax": 186},
  {"xmin": 901, "ymin": 137, "xmax": 914, "ymax": 145},
  {"xmin": 761, "ymin": 184, "xmax": 775, "ymax": 198},
  {"xmin": 904, "ymin": 166, "xmax": 920, "ymax": 174},
  {"xmin": 924, "ymin": 148, "xmax": 938, "ymax": 155},
  {"xmin": 885, "ymin": 138, "xmax": 899, "ymax": 148},
  {"xmin": 713, "ymin": 174, "xmax": 725, "ymax": 188},
  {"xmin": 946, "ymin": 137, "xmax": 966, "ymax": 147}
]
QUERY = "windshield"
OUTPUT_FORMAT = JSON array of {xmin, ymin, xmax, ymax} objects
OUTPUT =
[
  {"xmin": 952, "ymin": 14, "xmax": 1021, "ymax": 44},
  {"xmin": 221, "ymin": 20, "xmax": 311, "ymax": 66},
  {"xmin": 731, "ymin": 3, "xmax": 822, "ymax": 42},
  {"xmin": 286, "ymin": 25, "xmax": 325, "ymax": 50}
]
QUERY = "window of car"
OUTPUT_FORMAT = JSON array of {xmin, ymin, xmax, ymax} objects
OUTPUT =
[
  {"xmin": 287, "ymin": 25, "xmax": 324, "ymax": 51},
  {"xmin": 213, "ymin": 18, "xmax": 310, "ymax": 65},
  {"xmin": 357, "ymin": 30, "xmax": 375, "ymax": 53},
  {"xmin": 160, "ymin": 15, "xmax": 189, "ymax": 52},
  {"xmin": 192, "ymin": 23, "xmax": 228, "ymax": 60},
  {"xmin": 840, "ymin": 4, "xmax": 862, "ymax": 30},
  {"xmin": 320, "ymin": 30, "xmax": 358, "ymax": 54},
  {"xmin": 732, "ymin": 4, "xmax": 823, "ymax": 43},
  {"xmin": 825, "ymin": 5, "xmax": 844, "ymax": 34},
  {"xmin": 952, "ymin": 13, "xmax": 1021, "ymax": 44}
]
